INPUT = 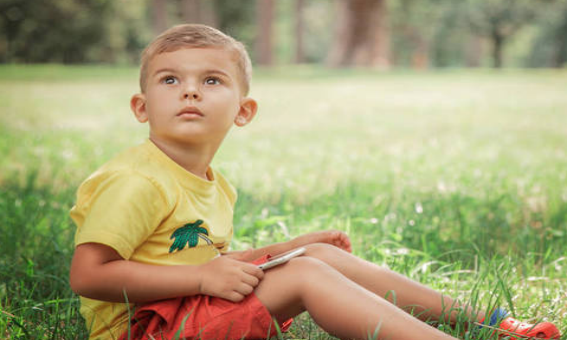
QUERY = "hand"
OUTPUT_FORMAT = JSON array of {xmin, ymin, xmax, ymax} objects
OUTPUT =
[
  {"xmin": 293, "ymin": 230, "xmax": 352, "ymax": 253},
  {"xmin": 197, "ymin": 255, "xmax": 264, "ymax": 302}
]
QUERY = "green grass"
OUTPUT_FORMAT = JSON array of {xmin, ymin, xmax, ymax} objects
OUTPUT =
[{"xmin": 1, "ymin": 64, "xmax": 566, "ymax": 339}]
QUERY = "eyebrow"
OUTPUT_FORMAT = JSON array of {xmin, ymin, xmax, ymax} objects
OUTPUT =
[
  {"xmin": 203, "ymin": 69, "xmax": 231, "ymax": 78},
  {"xmin": 153, "ymin": 68, "xmax": 176, "ymax": 76},
  {"xmin": 152, "ymin": 68, "xmax": 231, "ymax": 79}
]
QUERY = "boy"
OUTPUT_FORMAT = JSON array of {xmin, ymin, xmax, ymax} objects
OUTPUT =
[{"xmin": 69, "ymin": 24, "xmax": 561, "ymax": 340}]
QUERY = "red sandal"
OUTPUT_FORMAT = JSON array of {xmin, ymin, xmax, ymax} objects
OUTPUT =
[{"xmin": 479, "ymin": 308, "xmax": 561, "ymax": 339}]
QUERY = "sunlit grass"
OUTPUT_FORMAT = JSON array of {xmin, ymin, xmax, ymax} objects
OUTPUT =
[{"xmin": 1, "ymin": 65, "xmax": 566, "ymax": 339}]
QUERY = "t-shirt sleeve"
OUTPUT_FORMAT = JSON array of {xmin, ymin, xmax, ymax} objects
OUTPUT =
[
  {"xmin": 72, "ymin": 171, "xmax": 168, "ymax": 260},
  {"xmin": 214, "ymin": 170, "xmax": 238, "ymax": 208}
]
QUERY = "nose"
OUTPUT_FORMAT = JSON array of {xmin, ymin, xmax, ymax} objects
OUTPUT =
[
  {"xmin": 182, "ymin": 85, "xmax": 201, "ymax": 101},
  {"xmin": 184, "ymin": 91, "xmax": 200, "ymax": 100}
]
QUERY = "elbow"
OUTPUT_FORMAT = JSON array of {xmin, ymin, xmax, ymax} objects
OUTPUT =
[
  {"xmin": 69, "ymin": 265, "xmax": 124, "ymax": 302},
  {"xmin": 69, "ymin": 265, "xmax": 98, "ymax": 298},
  {"xmin": 70, "ymin": 272, "xmax": 103, "ymax": 300},
  {"xmin": 69, "ymin": 269, "xmax": 88, "ymax": 296},
  {"xmin": 69, "ymin": 243, "xmax": 124, "ymax": 300}
]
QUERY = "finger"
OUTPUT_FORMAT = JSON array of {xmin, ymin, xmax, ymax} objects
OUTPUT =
[
  {"xmin": 332, "ymin": 230, "xmax": 344, "ymax": 241},
  {"xmin": 337, "ymin": 233, "xmax": 352, "ymax": 251},
  {"xmin": 341, "ymin": 236, "xmax": 352, "ymax": 249},
  {"xmin": 227, "ymin": 291, "xmax": 245, "ymax": 302},
  {"xmin": 331, "ymin": 233, "xmax": 346, "ymax": 247},
  {"xmin": 234, "ymin": 283, "xmax": 254, "ymax": 296},
  {"xmin": 240, "ymin": 273, "xmax": 260, "ymax": 288},
  {"xmin": 242, "ymin": 263, "xmax": 264, "ymax": 279}
]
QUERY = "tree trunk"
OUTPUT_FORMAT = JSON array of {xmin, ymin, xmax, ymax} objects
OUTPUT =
[
  {"xmin": 180, "ymin": 0, "xmax": 218, "ymax": 27},
  {"xmin": 256, "ymin": 0, "xmax": 275, "ymax": 66},
  {"xmin": 465, "ymin": 35, "xmax": 483, "ymax": 67},
  {"xmin": 411, "ymin": 36, "xmax": 428, "ymax": 69},
  {"xmin": 327, "ymin": 0, "xmax": 390, "ymax": 68},
  {"xmin": 326, "ymin": 0, "xmax": 353, "ymax": 67},
  {"xmin": 554, "ymin": 33, "xmax": 567, "ymax": 68},
  {"xmin": 492, "ymin": 31, "xmax": 504, "ymax": 68},
  {"xmin": 402, "ymin": 25, "xmax": 428, "ymax": 69},
  {"xmin": 369, "ymin": 0, "xmax": 390, "ymax": 69},
  {"xmin": 152, "ymin": 0, "xmax": 168, "ymax": 35},
  {"xmin": 552, "ymin": 10, "xmax": 567, "ymax": 68},
  {"xmin": 294, "ymin": 0, "xmax": 305, "ymax": 64}
]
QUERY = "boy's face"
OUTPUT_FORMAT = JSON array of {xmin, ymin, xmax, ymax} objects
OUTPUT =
[{"xmin": 131, "ymin": 47, "xmax": 256, "ymax": 147}]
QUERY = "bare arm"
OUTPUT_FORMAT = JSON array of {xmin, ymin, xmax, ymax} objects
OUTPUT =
[
  {"xmin": 226, "ymin": 230, "xmax": 352, "ymax": 261},
  {"xmin": 226, "ymin": 240, "xmax": 293, "ymax": 261},
  {"xmin": 69, "ymin": 243, "xmax": 264, "ymax": 303}
]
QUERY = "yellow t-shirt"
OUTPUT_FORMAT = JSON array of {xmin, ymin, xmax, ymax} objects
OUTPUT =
[{"xmin": 70, "ymin": 140, "xmax": 237, "ymax": 339}]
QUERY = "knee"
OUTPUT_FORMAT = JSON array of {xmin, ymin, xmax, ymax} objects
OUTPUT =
[
  {"xmin": 284, "ymin": 256, "xmax": 336, "ymax": 282},
  {"xmin": 303, "ymin": 243, "xmax": 344, "ymax": 260}
]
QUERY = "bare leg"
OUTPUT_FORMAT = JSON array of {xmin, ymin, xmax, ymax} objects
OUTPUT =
[
  {"xmin": 302, "ymin": 243, "xmax": 484, "ymax": 324},
  {"xmin": 255, "ymin": 256, "xmax": 459, "ymax": 340}
]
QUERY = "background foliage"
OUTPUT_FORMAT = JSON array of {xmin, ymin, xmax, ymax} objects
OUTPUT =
[{"xmin": 1, "ymin": 0, "xmax": 567, "ymax": 68}]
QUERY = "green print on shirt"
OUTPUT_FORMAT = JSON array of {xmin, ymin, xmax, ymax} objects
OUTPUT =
[{"xmin": 169, "ymin": 219, "xmax": 213, "ymax": 253}]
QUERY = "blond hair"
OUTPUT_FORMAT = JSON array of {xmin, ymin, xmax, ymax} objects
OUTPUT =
[{"xmin": 139, "ymin": 24, "xmax": 252, "ymax": 95}]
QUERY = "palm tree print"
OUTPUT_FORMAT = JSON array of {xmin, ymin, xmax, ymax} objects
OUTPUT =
[{"xmin": 169, "ymin": 219, "xmax": 213, "ymax": 253}]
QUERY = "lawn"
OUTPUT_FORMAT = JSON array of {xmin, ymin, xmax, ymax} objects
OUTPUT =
[{"xmin": 1, "ymin": 65, "xmax": 566, "ymax": 339}]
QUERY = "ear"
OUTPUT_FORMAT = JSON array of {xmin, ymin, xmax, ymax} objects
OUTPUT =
[
  {"xmin": 234, "ymin": 97, "xmax": 258, "ymax": 127},
  {"xmin": 130, "ymin": 93, "xmax": 148, "ymax": 123}
]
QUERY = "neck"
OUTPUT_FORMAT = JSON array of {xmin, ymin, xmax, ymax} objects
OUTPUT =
[{"xmin": 149, "ymin": 136, "xmax": 217, "ymax": 180}]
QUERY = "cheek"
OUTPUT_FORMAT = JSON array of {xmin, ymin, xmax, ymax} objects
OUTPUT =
[
  {"xmin": 148, "ymin": 86, "xmax": 175, "ymax": 100},
  {"xmin": 208, "ymin": 92, "xmax": 239, "ymax": 112},
  {"xmin": 146, "ymin": 91, "xmax": 174, "ymax": 111}
]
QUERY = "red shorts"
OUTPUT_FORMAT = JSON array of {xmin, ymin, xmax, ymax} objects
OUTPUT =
[{"xmin": 119, "ymin": 255, "xmax": 293, "ymax": 340}]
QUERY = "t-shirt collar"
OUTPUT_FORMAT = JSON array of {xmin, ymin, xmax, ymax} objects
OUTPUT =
[{"xmin": 144, "ymin": 139, "xmax": 217, "ymax": 192}]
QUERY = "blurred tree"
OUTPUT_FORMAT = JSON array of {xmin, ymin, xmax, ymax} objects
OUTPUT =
[
  {"xmin": 548, "ymin": 2, "xmax": 567, "ymax": 67},
  {"xmin": 299, "ymin": 1, "xmax": 334, "ymax": 64},
  {"xmin": 256, "ymin": 0, "xmax": 275, "ymax": 65},
  {"xmin": 465, "ymin": 0, "xmax": 541, "ymax": 68},
  {"xmin": 215, "ymin": 0, "xmax": 256, "ymax": 43},
  {"xmin": 528, "ymin": 0, "xmax": 567, "ymax": 67},
  {"xmin": 179, "ymin": 0, "xmax": 217, "ymax": 27},
  {"xmin": 118, "ymin": 0, "xmax": 153, "ymax": 64},
  {"xmin": 0, "ymin": 0, "xmax": 560, "ymax": 68},
  {"xmin": 0, "ymin": 0, "xmax": 116, "ymax": 63},
  {"xmin": 463, "ymin": 36, "xmax": 484, "ymax": 67},
  {"xmin": 389, "ymin": 0, "xmax": 444, "ymax": 68},
  {"xmin": 214, "ymin": 0, "xmax": 256, "ymax": 54},
  {"xmin": 327, "ymin": 0, "xmax": 390, "ymax": 68},
  {"xmin": 425, "ymin": 1, "xmax": 481, "ymax": 67},
  {"xmin": 294, "ymin": 0, "xmax": 305, "ymax": 63},
  {"xmin": 151, "ymin": 0, "xmax": 168, "ymax": 35}
]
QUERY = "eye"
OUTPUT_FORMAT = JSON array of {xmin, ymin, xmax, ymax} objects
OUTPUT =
[
  {"xmin": 162, "ymin": 76, "xmax": 178, "ymax": 85},
  {"xmin": 204, "ymin": 77, "xmax": 221, "ymax": 85}
]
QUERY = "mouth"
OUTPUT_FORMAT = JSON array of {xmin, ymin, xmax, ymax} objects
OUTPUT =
[{"xmin": 177, "ymin": 107, "xmax": 204, "ymax": 118}]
